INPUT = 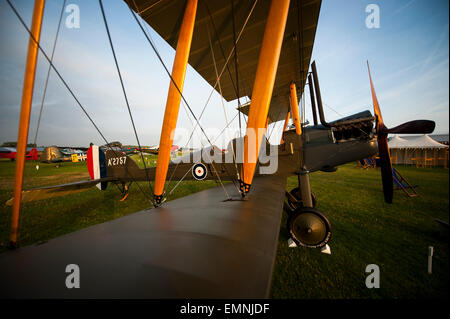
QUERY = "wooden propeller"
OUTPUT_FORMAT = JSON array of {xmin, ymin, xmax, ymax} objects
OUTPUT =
[{"xmin": 367, "ymin": 61, "xmax": 435, "ymax": 204}]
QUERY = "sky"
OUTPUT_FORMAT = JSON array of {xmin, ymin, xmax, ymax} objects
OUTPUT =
[{"xmin": 0, "ymin": 0, "xmax": 448, "ymax": 149}]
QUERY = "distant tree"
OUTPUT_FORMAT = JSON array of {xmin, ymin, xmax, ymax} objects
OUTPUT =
[
  {"xmin": 1, "ymin": 142, "xmax": 17, "ymax": 147},
  {"xmin": 104, "ymin": 141, "xmax": 122, "ymax": 148},
  {"xmin": 1, "ymin": 142, "xmax": 36, "ymax": 148}
]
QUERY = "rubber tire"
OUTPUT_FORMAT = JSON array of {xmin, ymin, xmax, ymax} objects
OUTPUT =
[
  {"xmin": 287, "ymin": 187, "xmax": 316, "ymax": 209},
  {"xmin": 288, "ymin": 207, "xmax": 331, "ymax": 248}
]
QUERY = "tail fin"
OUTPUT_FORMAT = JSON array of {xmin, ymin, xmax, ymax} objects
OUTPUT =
[{"xmin": 87, "ymin": 145, "xmax": 108, "ymax": 190}]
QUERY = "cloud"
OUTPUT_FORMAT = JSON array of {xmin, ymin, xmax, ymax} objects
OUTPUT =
[
  {"xmin": 392, "ymin": 0, "xmax": 416, "ymax": 16},
  {"xmin": 421, "ymin": 23, "xmax": 449, "ymax": 71}
]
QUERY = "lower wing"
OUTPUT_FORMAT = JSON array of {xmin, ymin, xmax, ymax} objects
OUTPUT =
[{"xmin": 0, "ymin": 174, "xmax": 287, "ymax": 298}]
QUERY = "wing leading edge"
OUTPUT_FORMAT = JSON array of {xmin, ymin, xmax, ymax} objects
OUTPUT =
[{"xmin": 0, "ymin": 173, "xmax": 287, "ymax": 298}]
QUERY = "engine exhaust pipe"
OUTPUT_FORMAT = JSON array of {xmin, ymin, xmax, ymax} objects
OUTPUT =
[
  {"xmin": 311, "ymin": 61, "xmax": 330, "ymax": 127},
  {"xmin": 307, "ymin": 73, "xmax": 318, "ymax": 126}
]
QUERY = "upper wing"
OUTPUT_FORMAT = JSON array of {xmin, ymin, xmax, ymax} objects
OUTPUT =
[
  {"xmin": 126, "ymin": 0, "xmax": 321, "ymax": 122},
  {"xmin": 0, "ymin": 174, "xmax": 287, "ymax": 298}
]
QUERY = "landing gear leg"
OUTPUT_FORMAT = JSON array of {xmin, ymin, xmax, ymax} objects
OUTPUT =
[
  {"xmin": 286, "ymin": 171, "xmax": 332, "ymax": 248},
  {"xmin": 298, "ymin": 171, "xmax": 313, "ymax": 207},
  {"xmin": 119, "ymin": 182, "xmax": 131, "ymax": 202},
  {"xmin": 286, "ymin": 172, "xmax": 316, "ymax": 210}
]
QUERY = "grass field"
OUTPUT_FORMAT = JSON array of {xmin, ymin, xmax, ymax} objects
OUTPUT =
[
  {"xmin": 0, "ymin": 159, "xmax": 448, "ymax": 299},
  {"xmin": 0, "ymin": 157, "xmax": 219, "ymax": 250}
]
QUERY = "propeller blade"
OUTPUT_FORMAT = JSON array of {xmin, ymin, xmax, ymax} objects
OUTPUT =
[
  {"xmin": 367, "ymin": 61, "xmax": 393, "ymax": 203},
  {"xmin": 367, "ymin": 61, "xmax": 383, "ymax": 127},
  {"xmin": 386, "ymin": 120, "xmax": 435, "ymax": 134},
  {"xmin": 378, "ymin": 135, "xmax": 393, "ymax": 204}
]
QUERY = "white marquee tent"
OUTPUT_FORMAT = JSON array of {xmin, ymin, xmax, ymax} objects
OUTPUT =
[{"xmin": 389, "ymin": 135, "xmax": 448, "ymax": 167}]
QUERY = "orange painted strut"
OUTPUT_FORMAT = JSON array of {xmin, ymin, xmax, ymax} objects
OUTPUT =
[
  {"xmin": 280, "ymin": 111, "xmax": 290, "ymax": 144},
  {"xmin": 10, "ymin": 0, "xmax": 46, "ymax": 247},
  {"xmin": 240, "ymin": 0, "xmax": 290, "ymax": 194},
  {"xmin": 153, "ymin": 0, "xmax": 197, "ymax": 204},
  {"xmin": 289, "ymin": 82, "xmax": 302, "ymax": 135}
]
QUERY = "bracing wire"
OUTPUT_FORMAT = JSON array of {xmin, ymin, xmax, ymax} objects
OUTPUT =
[
  {"xmin": 207, "ymin": 23, "xmax": 239, "ymax": 173},
  {"xmin": 203, "ymin": 1, "xmax": 239, "ymax": 100},
  {"xmin": 230, "ymin": 0, "xmax": 243, "ymax": 156},
  {"xmin": 6, "ymin": 0, "xmax": 109, "ymax": 154},
  {"xmin": 212, "ymin": 112, "xmax": 239, "ymax": 144},
  {"xmin": 165, "ymin": 0, "xmax": 260, "ymax": 195},
  {"xmin": 206, "ymin": 23, "xmax": 240, "ymax": 193},
  {"xmin": 98, "ymin": 0, "xmax": 154, "ymax": 197},
  {"xmin": 182, "ymin": 0, "xmax": 259, "ymax": 139},
  {"xmin": 128, "ymin": 3, "xmax": 231, "ymax": 200},
  {"xmin": 128, "ymin": 0, "xmax": 259, "ymax": 155},
  {"xmin": 230, "ymin": 0, "xmax": 240, "ymax": 107},
  {"xmin": 130, "ymin": 0, "xmax": 197, "ymax": 134},
  {"xmin": 5, "ymin": 0, "xmax": 154, "ymax": 204},
  {"xmin": 203, "ymin": 1, "xmax": 255, "ymax": 102},
  {"xmin": 33, "ymin": 0, "xmax": 66, "ymax": 147},
  {"xmin": 128, "ymin": 6, "xmax": 215, "ymax": 149}
]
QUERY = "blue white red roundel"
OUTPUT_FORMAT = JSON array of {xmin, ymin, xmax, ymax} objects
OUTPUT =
[{"xmin": 192, "ymin": 163, "xmax": 207, "ymax": 180}]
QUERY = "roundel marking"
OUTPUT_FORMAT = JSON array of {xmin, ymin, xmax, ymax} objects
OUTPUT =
[{"xmin": 192, "ymin": 163, "xmax": 207, "ymax": 180}]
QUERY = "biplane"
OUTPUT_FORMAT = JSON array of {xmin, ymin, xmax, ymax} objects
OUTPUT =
[
  {"xmin": 0, "ymin": 146, "xmax": 38, "ymax": 161},
  {"xmin": 39, "ymin": 145, "xmax": 74, "ymax": 163},
  {"xmin": 0, "ymin": 0, "xmax": 435, "ymax": 298}
]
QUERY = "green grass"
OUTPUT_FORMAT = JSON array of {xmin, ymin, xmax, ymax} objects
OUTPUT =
[
  {"xmin": 128, "ymin": 153, "xmax": 158, "ymax": 169},
  {"xmin": 271, "ymin": 164, "xmax": 449, "ymax": 299},
  {"xmin": 0, "ymin": 159, "xmax": 218, "ymax": 250},
  {"xmin": 0, "ymin": 159, "xmax": 448, "ymax": 298}
]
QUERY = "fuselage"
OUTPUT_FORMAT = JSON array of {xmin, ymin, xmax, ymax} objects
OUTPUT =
[{"xmin": 102, "ymin": 110, "xmax": 379, "ymax": 184}]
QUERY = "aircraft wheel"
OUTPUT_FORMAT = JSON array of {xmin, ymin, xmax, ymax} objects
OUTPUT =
[
  {"xmin": 287, "ymin": 187, "xmax": 316, "ymax": 209},
  {"xmin": 288, "ymin": 207, "xmax": 331, "ymax": 248}
]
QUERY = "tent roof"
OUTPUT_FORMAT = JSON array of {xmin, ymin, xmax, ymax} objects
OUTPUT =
[
  {"xmin": 388, "ymin": 135, "xmax": 409, "ymax": 148},
  {"xmin": 389, "ymin": 134, "xmax": 448, "ymax": 149},
  {"xmin": 400, "ymin": 134, "xmax": 449, "ymax": 143}
]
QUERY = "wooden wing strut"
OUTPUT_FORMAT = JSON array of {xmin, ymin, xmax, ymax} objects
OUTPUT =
[
  {"xmin": 153, "ymin": 0, "xmax": 198, "ymax": 205},
  {"xmin": 280, "ymin": 111, "xmax": 290, "ymax": 144},
  {"xmin": 240, "ymin": 0, "xmax": 291, "ymax": 195},
  {"xmin": 10, "ymin": 0, "xmax": 46, "ymax": 247},
  {"xmin": 289, "ymin": 82, "xmax": 302, "ymax": 135}
]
